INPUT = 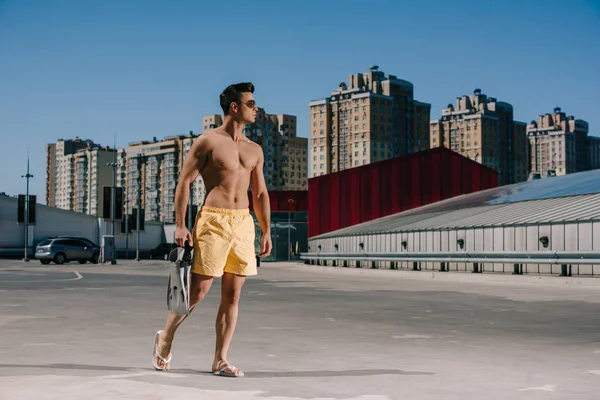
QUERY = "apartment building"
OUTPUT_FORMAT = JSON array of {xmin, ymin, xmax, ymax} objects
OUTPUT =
[
  {"xmin": 430, "ymin": 89, "xmax": 529, "ymax": 185},
  {"xmin": 124, "ymin": 131, "xmax": 205, "ymax": 223},
  {"xmin": 527, "ymin": 107, "xmax": 597, "ymax": 177},
  {"xmin": 309, "ymin": 65, "xmax": 431, "ymax": 177},
  {"xmin": 46, "ymin": 138, "xmax": 117, "ymax": 216},
  {"xmin": 47, "ymin": 138, "xmax": 94, "ymax": 209},
  {"xmin": 182, "ymin": 135, "xmax": 207, "ymax": 208},
  {"xmin": 588, "ymin": 136, "xmax": 600, "ymax": 172},
  {"xmin": 73, "ymin": 146, "xmax": 117, "ymax": 216}
]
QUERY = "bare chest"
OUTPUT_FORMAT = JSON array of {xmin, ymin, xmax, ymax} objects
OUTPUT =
[{"xmin": 210, "ymin": 144, "xmax": 257, "ymax": 171}]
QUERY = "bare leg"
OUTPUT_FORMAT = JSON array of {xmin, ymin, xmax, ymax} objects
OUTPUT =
[
  {"xmin": 155, "ymin": 273, "xmax": 214, "ymax": 370},
  {"xmin": 212, "ymin": 272, "xmax": 246, "ymax": 376}
]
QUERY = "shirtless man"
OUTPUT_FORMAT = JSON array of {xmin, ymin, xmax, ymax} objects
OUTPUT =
[{"xmin": 152, "ymin": 82, "xmax": 272, "ymax": 378}]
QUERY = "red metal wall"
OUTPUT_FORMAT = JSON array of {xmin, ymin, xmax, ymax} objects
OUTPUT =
[
  {"xmin": 248, "ymin": 190, "xmax": 308, "ymax": 212},
  {"xmin": 308, "ymin": 147, "xmax": 498, "ymax": 237}
]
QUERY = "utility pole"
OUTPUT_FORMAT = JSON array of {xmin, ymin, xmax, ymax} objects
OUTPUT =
[
  {"xmin": 106, "ymin": 133, "xmax": 118, "ymax": 265},
  {"xmin": 22, "ymin": 149, "xmax": 33, "ymax": 262},
  {"xmin": 136, "ymin": 184, "xmax": 141, "ymax": 261},
  {"xmin": 124, "ymin": 197, "xmax": 129, "ymax": 259}
]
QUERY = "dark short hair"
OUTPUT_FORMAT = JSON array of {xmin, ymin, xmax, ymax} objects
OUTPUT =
[{"xmin": 220, "ymin": 82, "xmax": 255, "ymax": 115}]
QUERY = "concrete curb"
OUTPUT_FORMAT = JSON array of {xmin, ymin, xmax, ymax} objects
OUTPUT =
[{"xmin": 271, "ymin": 261, "xmax": 600, "ymax": 288}]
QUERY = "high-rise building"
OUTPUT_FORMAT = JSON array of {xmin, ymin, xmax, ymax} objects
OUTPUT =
[
  {"xmin": 430, "ymin": 89, "xmax": 529, "ymax": 185},
  {"xmin": 126, "ymin": 134, "xmax": 185, "ymax": 224},
  {"xmin": 73, "ymin": 146, "xmax": 117, "ymax": 216},
  {"xmin": 46, "ymin": 143, "xmax": 57, "ymax": 207},
  {"xmin": 203, "ymin": 110, "xmax": 308, "ymax": 190},
  {"xmin": 47, "ymin": 115, "xmax": 308, "ymax": 224},
  {"xmin": 47, "ymin": 138, "xmax": 94, "ymax": 208},
  {"xmin": 116, "ymin": 148, "xmax": 127, "ymax": 189},
  {"xmin": 46, "ymin": 138, "xmax": 116, "ymax": 216},
  {"xmin": 182, "ymin": 135, "xmax": 207, "ymax": 208},
  {"xmin": 588, "ymin": 136, "xmax": 600, "ymax": 172},
  {"xmin": 527, "ymin": 107, "xmax": 595, "ymax": 178},
  {"xmin": 124, "ymin": 132, "xmax": 205, "ymax": 224},
  {"xmin": 202, "ymin": 114, "xmax": 223, "ymax": 132},
  {"xmin": 309, "ymin": 65, "xmax": 431, "ymax": 177}
]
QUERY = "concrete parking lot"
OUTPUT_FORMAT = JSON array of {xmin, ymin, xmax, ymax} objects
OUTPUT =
[{"xmin": 0, "ymin": 259, "xmax": 599, "ymax": 399}]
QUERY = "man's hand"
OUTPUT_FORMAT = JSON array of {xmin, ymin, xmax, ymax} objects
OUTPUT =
[
  {"xmin": 259, "ymin": 232, "xmax": 272, "ymax": 258},
  {"xmin": 175, "ymin": 226, "xmax": 193, "ymax": 248}
]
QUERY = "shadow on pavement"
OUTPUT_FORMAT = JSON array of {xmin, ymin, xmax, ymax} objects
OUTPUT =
[
  {"xmin": 230, "ymin": 369, "xmax": 434, "ymax": 378},
  {"xmin": 0, "ymin": 364, "xmax": 434, "ymax": 378},
  {"xmin": 0, "ymin": 364, "xmax": 136, "ymax": 372}
]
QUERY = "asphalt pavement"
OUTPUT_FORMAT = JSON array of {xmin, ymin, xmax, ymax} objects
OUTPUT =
[{"xmin": 1, "ymin": 259, "xmax": 599, "ymax": 400}]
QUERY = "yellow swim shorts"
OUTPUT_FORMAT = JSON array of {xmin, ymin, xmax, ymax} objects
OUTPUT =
[{"xmin": 191, "ymin": 206, "xmax": 257, "ymax": 277}]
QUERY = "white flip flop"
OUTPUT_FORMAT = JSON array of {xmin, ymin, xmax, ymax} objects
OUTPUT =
[
  {"xmin": 213, "ymin": 365, "xmax": 244, "ymax": 378},
  {"xmin": 152, "ymin": 330, "xmax": 172, "ymax": 371}
]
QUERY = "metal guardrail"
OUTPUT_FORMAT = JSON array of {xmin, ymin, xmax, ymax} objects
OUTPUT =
[{"xmin": 300, "ymin": 251, "xmax": 600, "ymax": 265}]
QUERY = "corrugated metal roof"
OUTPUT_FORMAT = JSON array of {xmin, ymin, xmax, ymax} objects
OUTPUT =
[{"xmin": 314, "ymin": 169, "xmax": 600, "ymax": 239}]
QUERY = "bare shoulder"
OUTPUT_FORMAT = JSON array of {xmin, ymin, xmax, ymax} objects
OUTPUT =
[
  {"xmin": 244, "ymin": 139, "xmax": 263, "ymax": 156},
  {"xmin": 192, "ymin": 130, "xmax": 219, "ymax": 152}
]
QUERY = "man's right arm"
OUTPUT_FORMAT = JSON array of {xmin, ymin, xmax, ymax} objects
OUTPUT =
[{"xmin": 174, "ymin": 136, "xmax": 208, "ymax": 246}]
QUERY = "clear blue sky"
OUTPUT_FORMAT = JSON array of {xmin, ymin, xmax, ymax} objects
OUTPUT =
[{"xmin": 1, "ymin": 0, "xmax": 599, "ymax": 203}]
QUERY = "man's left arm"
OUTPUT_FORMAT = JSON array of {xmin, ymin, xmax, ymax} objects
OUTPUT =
[{"xmin": 250, "ymin": 148, "xmax": 272, "ymax": 258}]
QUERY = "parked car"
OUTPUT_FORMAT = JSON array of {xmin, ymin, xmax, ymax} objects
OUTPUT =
[
  {"xmin": 149, "ymin": 243, "xmax": 178, "ymax": 260},
  {"xmin": 35, "ymin": 237, "xmax": 100, "ymax": 265}
]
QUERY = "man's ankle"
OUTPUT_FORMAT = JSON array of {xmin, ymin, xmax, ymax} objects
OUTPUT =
[
  {"xmin": 213, "ymin": 358, "xmax": 227, "ymax": 367},
  {"xmin": 160, "ymin": 331, "xmax": 174, "ymax": 343}
]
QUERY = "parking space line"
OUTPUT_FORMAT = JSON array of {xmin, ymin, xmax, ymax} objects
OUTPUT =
[{"xmin": 0, "ymin": 270, "xmax": 83, "ymax": 283}]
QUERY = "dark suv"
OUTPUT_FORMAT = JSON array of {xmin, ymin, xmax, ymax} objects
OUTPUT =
[
  {"xmin": 35, "ymin": 237, "xmax": 100, "ymax": 265},
  {"xmin": 149, "ymin": 243, "xmax": 177, "ymax": 260}
]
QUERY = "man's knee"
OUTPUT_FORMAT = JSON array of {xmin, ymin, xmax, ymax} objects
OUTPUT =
[
  {"xmin": 190, "ymin": 286, "xmax": 209, "ymax": 305},
  {"xmin": 222, "ymin": 287, "xmax": 242, "ymax": 305},
  {"xmin": 189, "ymin": 274, "xmax": 214, "ymax": 306}
]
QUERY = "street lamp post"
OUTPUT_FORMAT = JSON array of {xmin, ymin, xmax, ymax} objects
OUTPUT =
[
  {"xmin": 135, "ymin": 185, "xmax": 141, "ymax": 261},
  {"xmin": 107, "ymin": 157, "xmax": 119, "ymax": 264},
  {"xmin": 136, "ymin": 185, "xmax": 158, "ymax": 261},
  {"xmin": 22, "ymin": 152, "xmax": 33, "ymax": 262},
  {"xmin": 134, "ymin": 153, "xmax": 153, "ymax": 262},
  {"xmin": 124, "ymin": 197, "xmax": 129, "ymax": 259}
]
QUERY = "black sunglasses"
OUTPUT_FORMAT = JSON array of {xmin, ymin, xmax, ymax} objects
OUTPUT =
[{"xmin": 239, "ymin": 100, "xmax": 256, "ymax": 109}]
